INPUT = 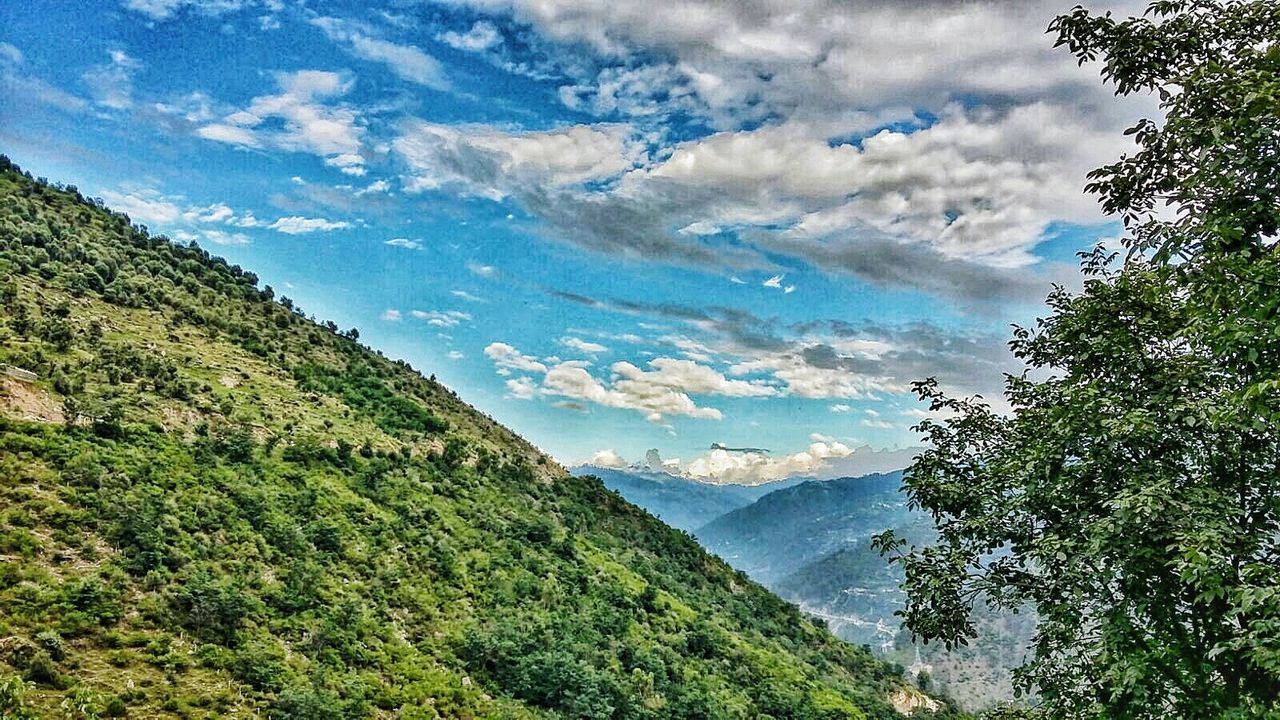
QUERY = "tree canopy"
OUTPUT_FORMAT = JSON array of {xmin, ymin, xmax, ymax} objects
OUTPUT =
[{"xmin": 881, "ymin": 1, "xmax": 1280, "ymax": 717}]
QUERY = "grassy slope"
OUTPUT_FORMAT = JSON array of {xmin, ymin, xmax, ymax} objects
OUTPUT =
[{"xmin": 0, "ymin": 158, "xmax": 963, "ymax": 719}]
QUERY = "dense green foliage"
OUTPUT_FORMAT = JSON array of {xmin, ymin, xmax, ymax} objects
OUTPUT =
[
  {"xmin": 0, "ymin": 157, "xmax": 960, "ymax": 718},
  {"xmin": 884, "ymin": 1, "xmax": 1280, "ymax": 717}
]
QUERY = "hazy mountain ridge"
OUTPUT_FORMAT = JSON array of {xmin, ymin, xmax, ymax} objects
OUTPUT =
[
  {"xmin": 695, "ymin": 472, "xmax": 909, "ymax": 585},
  {"xmin": 0, "ymin": 158, "xmax": 961, "ymax": 719},
  {"xmin": 571, "ymin": 465, "xmax": 806, "ymax": 533}
]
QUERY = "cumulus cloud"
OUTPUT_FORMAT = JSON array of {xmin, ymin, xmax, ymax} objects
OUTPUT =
[
  {"xmin": 540, "ymin": 290, "xmax": 1017, "ymax": 405},
  {"xmin": 485, "ymin": 342, "xmax": 549, "ymax": 374},
  {"xmin": 449, "ymin": 0, "xmax": 1146, "ymax": 128},
  {"xmin": 380, "ymin": 0, "xmax": 1152, "ymax": 305},
  {"xmin": 542, "ymin": 362, "xmax": 723, "ymax": 422},
  {"xmin": 440, "ymin": 21, "xmax": 503, "ymax": 51},
  {"xmin": 97, "ymin": 188, "xmax": 273, "ymax": 241},
  {"xmin": 560, "ymin": 336, "xmax": 607, "ymax": 355},
  {"xmin": 682, "ymin": 441, "xmax": 920, "ymax": 485},
  {"xmin": 391, "ymin": 102, "xmax": 1117, "ymax": 304},
  {"xmin": 268, "ymin": 215, "xmax": 351, "ymax": 234},
  {"xmin": 685, "ymin": 440, "xmax": 855, "ymax": 485},
  {"xmin": 381, "ymin": 308, "xmax": 402, "ymax": 321},
  {"xmin": 196, "ymin": 70, "xmax": 368, "ymax": 176},
  {"xmin": 589, "ymin": 448, "xmax": 627, "ymax": 468},
  {"xmin": 483, "ymin": 342, "xmax": 752, "ymax": 422}
]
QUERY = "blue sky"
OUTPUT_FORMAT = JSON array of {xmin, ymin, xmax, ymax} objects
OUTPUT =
[{"xmin": 1, "ymin": 0, "xmax": 1146, "ymax": 482}]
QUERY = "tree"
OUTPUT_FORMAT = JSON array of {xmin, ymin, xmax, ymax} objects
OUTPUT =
[{"xmin": 880, "ymin": 2, "xmax": 1280, "ymax": 717}]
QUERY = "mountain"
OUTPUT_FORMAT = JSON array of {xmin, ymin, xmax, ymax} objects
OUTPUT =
[
  {"xmin": 695, "ymin": 472, "xmax": 910, "ymax": 585},
  {"xmin": 0, "ymin": 158, "xmax": 961, "ymax": 718},
  {"xmin": 694, "ymin": 475, "xmax": 1032, "ymax": 711},
  {"xmin": 572, "ymin": 466, "xmax": 805, "ymax": 533}
]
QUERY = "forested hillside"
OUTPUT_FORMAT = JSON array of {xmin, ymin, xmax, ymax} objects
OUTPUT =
[{"xmin": 0, "ymin": 157, "xmax": 959, "ymax": 719}]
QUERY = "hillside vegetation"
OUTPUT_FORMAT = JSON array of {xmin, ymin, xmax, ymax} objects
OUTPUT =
[{"xmin": 0, "ymin": 157, "xmax": 959, "ymax": 719}]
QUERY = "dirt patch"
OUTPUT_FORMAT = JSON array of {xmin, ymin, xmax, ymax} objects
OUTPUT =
[
  {"xmin": 0, "ymin": 377, "xmax": 63, "ymax": 424},
  {"xmin": 889, "ymin": 688, "xmax": 941, "ymax": 716}
]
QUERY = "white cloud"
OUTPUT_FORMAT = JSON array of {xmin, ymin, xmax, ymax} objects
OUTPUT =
[
  {"xmin": 542, "ymin": 362, "xmax": 723, "ymax": 422},
  {"xmin": 830, "ymin": 403, "xmax": 852, "ymax": 413},
  {"xmin": 680, "ymin": 439, "xmax": 921, "ymax": 485},
  {"xmin": 685, "ymin": 440, "xmax": 855, "ymax": 486},
  {"xmin": 99, "ymin": 188, "xmax": 185, "ymax": 225},
  {"xmin": 268, "ymin": 216, "xmax": 352, "ymax": 234},
  {"xmin": 122, "ymin": 0, "xmax": 258, "ymax": 21},
  {"xmin": 197, "ymin": 123, "xmax": 262, "ymax": 147},
  {"xmin": 96, "ymin": 188, "xmax": 270, "ymax": 247},
  {"xmin": 589, "ymin": 448, "xmax": 627, "ymax": 468},
  {"xmin": 505, "ymin": 376, "xmax": 539, "ymax": 399},
  {"xmin": 82, "ymin": 49, "xmax": 140, "ymax": 110},
  {"xmin": 385, "ymin": 237, "xmax": 422, "ymax": 249},
  {"xmin": 468, "ymin": 262, "xmax": 497, "ymax": 277},
  {"xmin": 763, "ymin": 274, "xmax": 783, "ymax": 289},
  {"xmin": 484, "ymin": 342, "xmax": 548, "ymax": 373},
  {"xmin": 614, "ymin": 358, "xmax": 777, "ymax": 398},
  {"xmin": 394, "ymin": 121, "xmax": 641, "ymax": 195},
  {"xmin": 448, "ymin": 350, "xmax": 465, "ymax": 360},
  {"xmin": 381, "ymin": 308, "xmax": 402, "ymax": 321},
  {"xmin": 196, "ymin": 70, "xmax": 368, "ymax": 175},
  {"xmin": 310, "ymin": 17, "xmax": 450, "ymax": 91},
  {"xmin": 451, "ymin": 290, "xmax": 484, "ymax": 302},
  {"xmin": 440, "ymin": 21, "xmax": 503, "ymax": 51},
  {"xmin": 450, "ymin": 0, "xmax": 1145, "ymax": 128},
  {"xmin": 386, "ymin": 0, "xmax": 1150, "ymax": 302},
  {"xmin": 413, "ymin": 310, "xmax": 473, "ymax": 327},
  {"xmin": 560, "ymin": 336, "xmax": 607, "ymax": 355},
  {"xmin": 480, "ymin": 341, "xmax": 787, "ymax": 422},
  {"xmin": 200, "ymin": 229, "xmax": 252, "ymax": 245}
]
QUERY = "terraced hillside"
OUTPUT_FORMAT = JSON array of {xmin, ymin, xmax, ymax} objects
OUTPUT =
[{"xmin": 0, "ymin": 157, "xmax": 962, "ymax": 719}]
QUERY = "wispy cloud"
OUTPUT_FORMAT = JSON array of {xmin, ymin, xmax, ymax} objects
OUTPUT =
[
  {"xmin": 385, "ymin": 237, "xmax": 421, "ymax": 250},
  {"xmin": 310, "ymin": 16, "xmax": 450, "ymax": 91},
  {"xmin": 411, "ymin": 309, "xmax": 472, "ymax": 327}
]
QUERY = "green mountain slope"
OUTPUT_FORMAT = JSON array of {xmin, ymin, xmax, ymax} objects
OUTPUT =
[{"xmin": 0, "ymin": 158, "xmax": 962, "ymax": 719}]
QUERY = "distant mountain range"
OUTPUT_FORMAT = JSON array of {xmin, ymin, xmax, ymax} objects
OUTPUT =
[
  {"xmin": 578, "ymin": 464, "xmax": 1034, "ymax": 710},
  {"xmin": 695, "ymin": 471, "xmax": 909, "ymax": 585},
  {"xmin": 570, "ymin": 466, "xmax": 807, "ymax": 533}
]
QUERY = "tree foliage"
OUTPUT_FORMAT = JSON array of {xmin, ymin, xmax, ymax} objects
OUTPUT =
[{"xmin": 882, "ymin": 2, "xmax": 1280, "ymax": 717}]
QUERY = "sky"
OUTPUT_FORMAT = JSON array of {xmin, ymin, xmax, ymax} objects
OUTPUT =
[{"xmin": 1, "ymin": 0, "xmax": 1152, "ymax": 483}]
